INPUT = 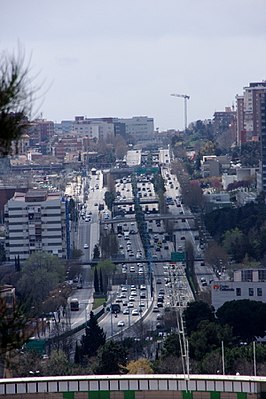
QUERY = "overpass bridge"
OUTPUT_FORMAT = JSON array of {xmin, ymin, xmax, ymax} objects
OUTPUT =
[
  {"xmin": 101, "ymin": 214, "xmax": 195, "ymax": 224},
  {"xmin": 0, "ymin": 373, "xmax": 262, "ymax": 398},
  {"xmin": 113, "ymin": 198, "xmax": 159, "ymax": 205}
]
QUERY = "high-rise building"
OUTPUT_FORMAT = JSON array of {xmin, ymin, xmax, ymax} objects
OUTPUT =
[
  {"xmin": 4, "ymin": 190, "xmax": 68, "ymax": 261},
  {"xmin": 236, "ymin": 82, "xmax": 266, "ymax": 146},
  {"xmin": 236, "ymin": 95, "xmax": 245, "ymax": 145},
  {"xmin": 257, "ymin": 92, "xmax": 266, "ymax": 193}
]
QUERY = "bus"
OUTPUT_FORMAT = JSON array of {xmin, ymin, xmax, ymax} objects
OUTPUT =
[{"xmin": 69, "ymin": 298, "xmax": 80, "ymax": 311}]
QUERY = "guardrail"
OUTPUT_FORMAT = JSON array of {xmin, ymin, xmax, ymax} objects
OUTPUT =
[{"xmin": 0, "ymin": 374, "xmax": 262, "ymax": 397}]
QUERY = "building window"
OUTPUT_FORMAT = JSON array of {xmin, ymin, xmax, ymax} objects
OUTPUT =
[
  {"xmin": 236, "ymin": 288, "xmax": 241, "ymax": 296},
  {"xmin": 241, "ymin": 270, "xmax": 253, "ymax": 282},
  {"xmin": 257, "ymin": 288, "xmax": 262, "ymax": 297},
  {"xmin": 258, "ymin": 270, "xmax": 266, "ymax": 282},
  {"xmin": 249, "ymin": 288, "xmax": 254, "ymax": 296}
]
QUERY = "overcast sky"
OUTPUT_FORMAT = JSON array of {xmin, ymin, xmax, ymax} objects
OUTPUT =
[{"xmin": 1, "ymin": 0, "xmax": 266, "ymax": 130}]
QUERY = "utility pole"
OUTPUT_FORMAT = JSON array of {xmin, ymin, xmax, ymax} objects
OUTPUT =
[
  {"xmin": 169, "ymin": 262, "xmax": 190, "ymax": 389},
  {"xmin": 170, "ymin": 93, "xmax": 190, "ymax": 131}
]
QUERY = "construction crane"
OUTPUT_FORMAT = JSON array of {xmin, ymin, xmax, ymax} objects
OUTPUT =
[{"xmin": 170, "ymin": 93, "xmax": 190, "ymax": 131}]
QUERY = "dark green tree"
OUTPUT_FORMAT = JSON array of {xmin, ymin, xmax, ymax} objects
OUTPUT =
[
  {"xmin": 94, "ymin": 340, "xmax": 127, "ymax": 374},
  {"xmin": 104, "ymin": 191, "xmax": 115, "ymax": 211},
  {"xmin": 222, "ymin": 227, "xmax": 247, "ymax": 263},
  {"xmin": 68, "ymin": 198, "xmax": 78, "ymax": 222},
  {"xmin": 14, "ymin": 254, "xmax": 21, "ymax": 272},
  {"xmin": 74, "ymin": 341, "xmax": 81, "ymax": 364},
  {"xmin": 189, "ymin": 321, "xmax": 233, "ymax": 361},
  {"xmin": 99, "ymin": 268, "xmax": 103, "ymax": 293},
  {"xmin": 93, "ymin": 244, "xmax": 100, "ymax": 259},
  {"xmin": 80, "ymin": 311, "xmax": 106, "ymax": 358},
  {"xmin": 183, "ymin": 300, "xmax": 215, "ymax": 336},
  {"xmin": 94, "ymin": 268, "xmax": 99, "ymax": 293},
  {"xmin": 216, "ymin": 299, "xmax": 266, "ymax": 342},
  {"xmin": 161, "ymin": 333, "xmax": 181, "ymax": 358},
  {"xmin": 0, "ymin": 300, "xmax": 28, "ymax": 358}
]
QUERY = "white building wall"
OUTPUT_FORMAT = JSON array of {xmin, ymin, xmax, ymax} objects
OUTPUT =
[
  {"xmin": 211, "ymin": 280, "xmax": 266, "ymax": 311},
  {"xmin": 5, "ymin": 192, "xmax": 66, "ymax": 261},
  {"xmin": 74, "ymin": 123, "xmax": 99, "ymax": 140},
  {"xmin": 117, "ymin": 116, "xmax": 154, "ymax": 138},
  {"xmin": 222, "ymin": 174, "xmax": 237, "ymax": 190}
]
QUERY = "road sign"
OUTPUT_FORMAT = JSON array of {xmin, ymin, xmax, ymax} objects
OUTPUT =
[
  {"xmin": 25, "ymin": 338, "xmax": 46, "ymax": 354},
  {"xmin": 171, "ymin": 252, "xmax": 186, "ymax": 262}
]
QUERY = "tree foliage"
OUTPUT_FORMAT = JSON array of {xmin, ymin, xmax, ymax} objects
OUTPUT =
[
  {"xmin": 93, "ymin": 268, "xmax": 100, "ymax": 293},
  {"xmin": 0, "ymin": 49, "xmax": 35, "ymax": 157},
  {"xmin": 204, "ymin": 203, "xmax": 266, "ymax": 262},
  {"xmin": 0, "ymin": 300, "xmax": 28, "ymax": 357},
  {"xmin": 183, "ymin": 301, "xmax": 215, "ymax": 336},
  {"xmin": 42, "ymin": 349, "xmax": 70, "ymax": 376},
  {"xmin": 126, "ymin": 358, "xmax": 153, "ymax": 374},
  {"xmin": 80, "ymin": 311, "xmax": 106, "ymax": 358},
  {"xmin": 216, "ymin": 299, "xmax": 266, "ymax": 342},
  {"xmin": 17, "ymin": 252, "xmax": 65, "ymax": 313},
  {"xmin": 189, "ymin": 321, "xmax": 233, "ymax": 361},
  {"xmin": 222, "ymin": 228, "xmax": 248, "ymax": 263},
  {"xmin": 93, "ymin": 340, "xmax": 127, "ymax": 374},
  {"xmin": 104, "ymin": 191, "xmax": 115, "ymax": 211},
  {"xmin": 93, "ymin": 244, "xmax": 100, "ymax": 259},
  {"xmin": 161, "ymin": 333, "xmax": 181, "ymax": 358}
]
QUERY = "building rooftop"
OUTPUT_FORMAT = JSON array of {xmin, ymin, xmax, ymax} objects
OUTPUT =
[{"xmin": 12, "ymin": 190, "xmax": 62, "ymax": 203}]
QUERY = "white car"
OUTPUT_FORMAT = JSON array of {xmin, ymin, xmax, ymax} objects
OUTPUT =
[
  {"xmin": 132, "ymin": 309, "xmax": 140, "ymax": 316},
  {"xmin": 123, "ymin": 308, "xmax": 129, "ymax": 315},
  {"xmin": 117, "ymin": 320, "xmax": 125, "ymax": 327},
  {"xmin": 127, "ymin": 302, "xmax": 134, "ymax": 308},
  {"xmin": 83, "ymin": 244, "xmax": 89, "ymax": 249}
]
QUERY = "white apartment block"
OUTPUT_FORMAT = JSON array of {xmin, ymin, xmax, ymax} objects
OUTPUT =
[
  {"xmin": 74, "ymin": 122, "xmax": 100, "ymax": 140},
  {"xmin": 74, "ymin": 119, "xmax": 115, "ymax": 140},
  {"xmin": 117, "ymin": 116, "xmax": 154, "ymax": 140},
  {"xmin": 5, "ymin": 190, "xmax": 68, "ymax": 261}
]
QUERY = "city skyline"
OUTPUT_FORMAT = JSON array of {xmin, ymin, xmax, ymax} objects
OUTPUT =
[{"xmin": 1, "ymin": 0, "xmax": 266, "ymax": 130}]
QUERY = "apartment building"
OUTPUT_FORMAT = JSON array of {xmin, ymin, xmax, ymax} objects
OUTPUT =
[
  {"xmin": 236, "ymin": 82, "xmax": 266, "ymax": 145},
  {"xmin": 52, "ymin": 135, "xmax": 83, "ymax": 160},
  {"xmin": 116, "ymin": 116, "xmax": 154, "ymax": 141},
  {"xmin": 257, "ymin": 92, "xmax": 266, "ymax": 193},
  {"xmin": 213, "ymin": 107, "xmax": 237, "ymax": 141},
  {"xmin": 201, "ymin": 155, "xmax": 220, "ymax": 178},
  {"xmin": 73, "ymin": 116, "xmax": 115, "ymax": 140},
  {"xmin": 5, "ymin": 190, "xmax": 68, "ymax": 261}
]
